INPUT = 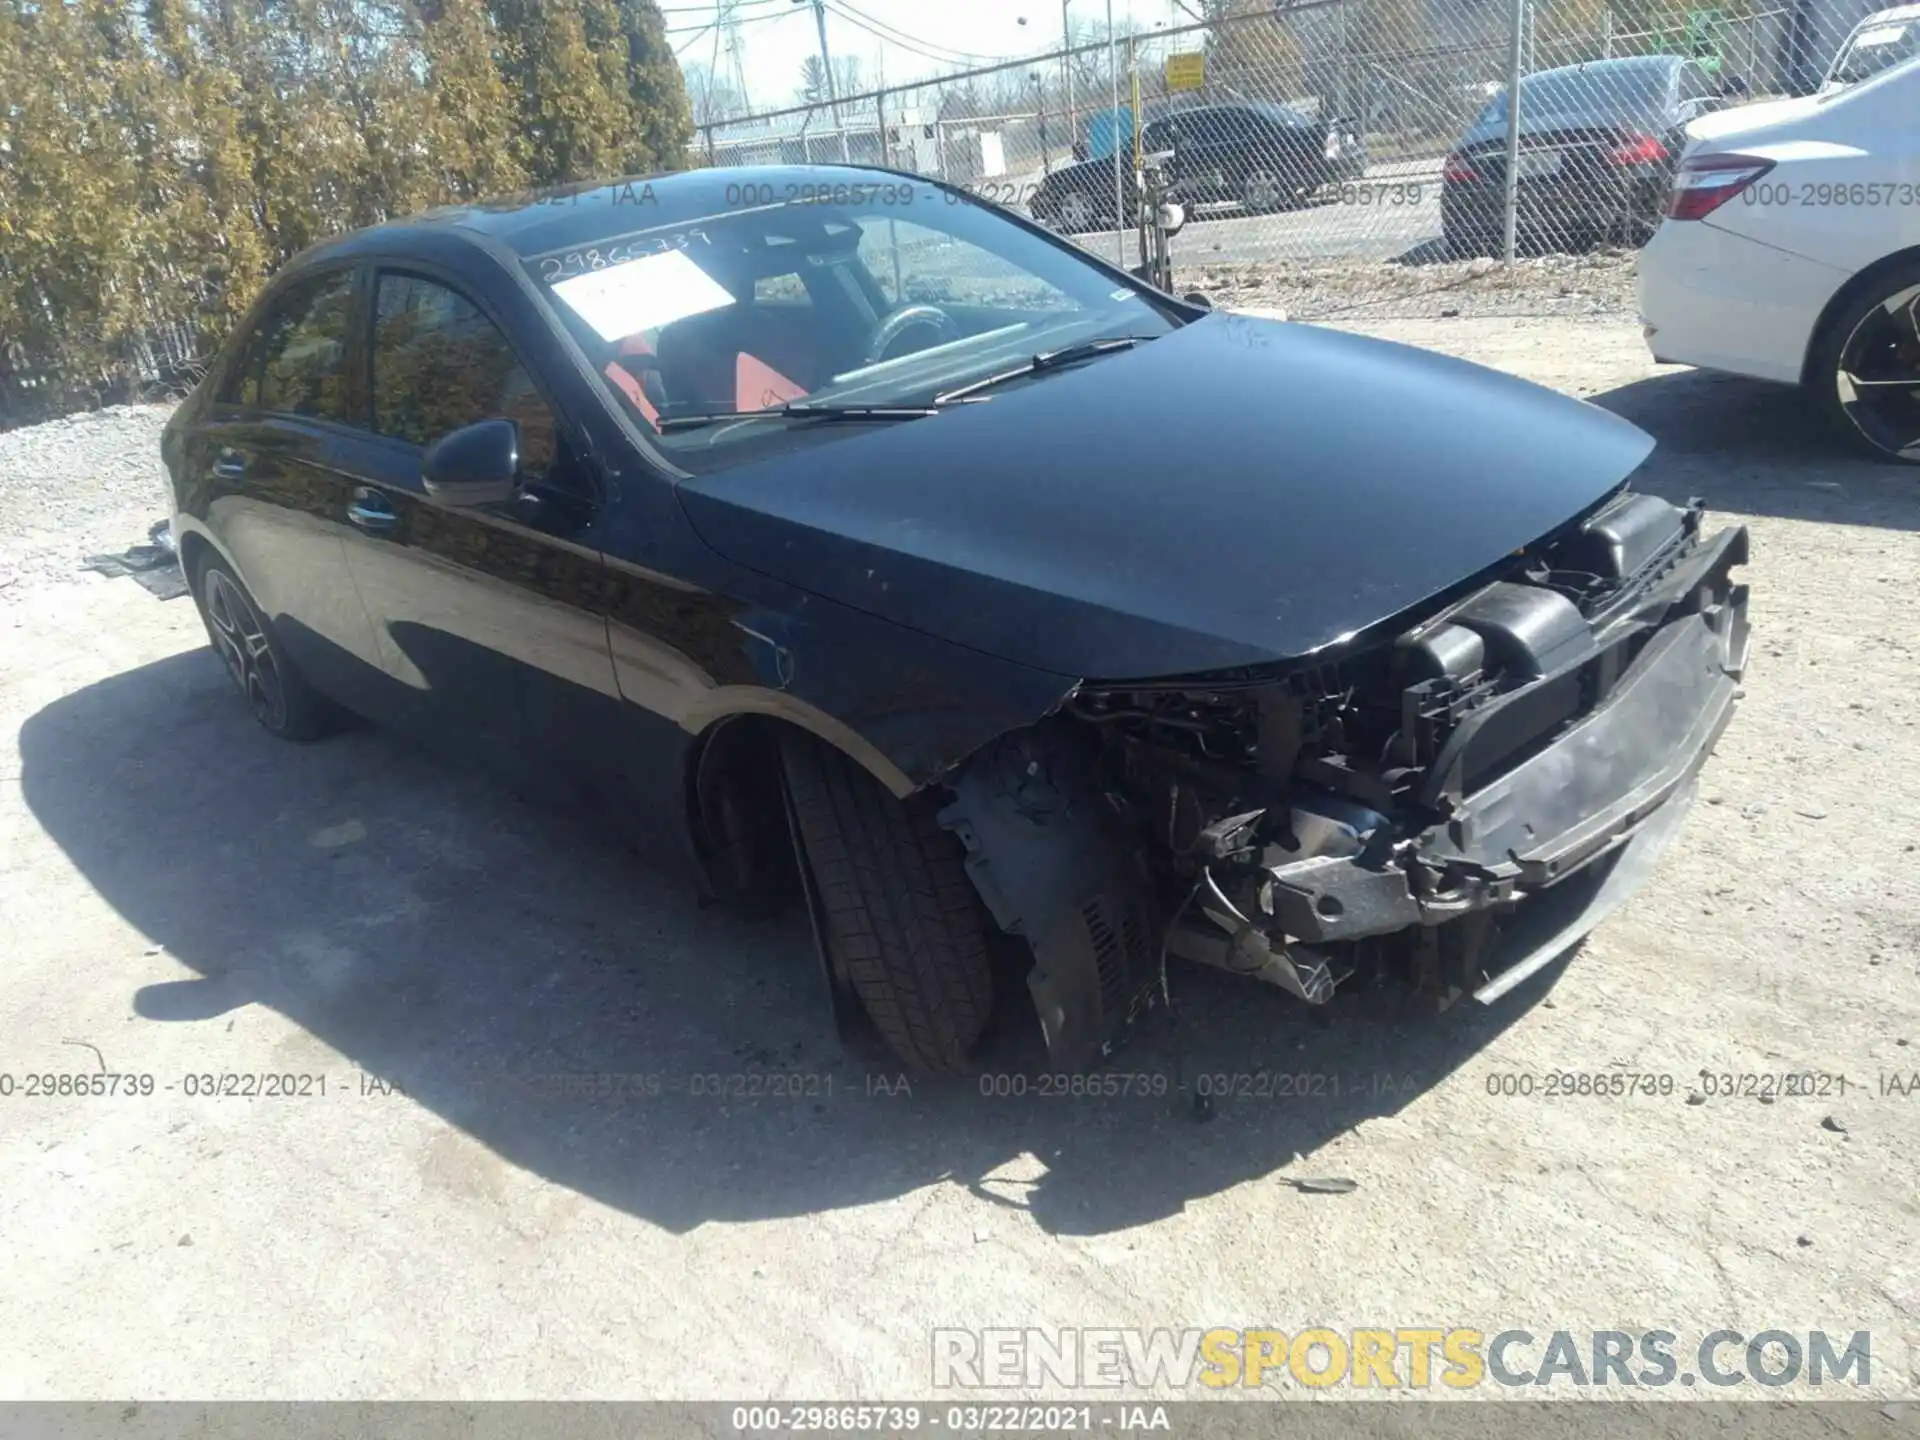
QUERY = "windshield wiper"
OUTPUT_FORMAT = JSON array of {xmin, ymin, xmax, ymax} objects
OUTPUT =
[
  {"xmin": 932, "ymin": 335, "xmax": 1155, "ymax": 405},
  {"xmin": 656, "ymin": 402, "xmax": 942, "ymax": 434}
]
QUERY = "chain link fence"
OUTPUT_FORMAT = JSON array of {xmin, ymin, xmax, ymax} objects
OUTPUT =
[{"xmin": 692, "ymin": 1, "xmax": 1794, "ymax": 319}]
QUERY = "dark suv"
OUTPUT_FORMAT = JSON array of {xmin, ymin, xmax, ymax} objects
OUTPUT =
[
  {"xmin": 1030, "ymin": 101, "xmax": 1364, "ymax": 232},
  {"xmin": 1145, "ymin": 102, "xmax": 1366, "ymax": 212}
]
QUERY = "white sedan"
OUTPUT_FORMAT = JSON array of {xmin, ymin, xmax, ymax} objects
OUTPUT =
[{"xmin": 1636, "ymin": 56, "xmax": 1920, "ymax": 463}]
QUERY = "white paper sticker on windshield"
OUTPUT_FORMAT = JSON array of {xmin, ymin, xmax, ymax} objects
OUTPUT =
[
  {"xmin": 551, "ymin": 249, "xmax": 734, "ymax": 342},
  {"xmin": 1856, "ymin": 22, "xmax": 1909, "ymax": 44}
]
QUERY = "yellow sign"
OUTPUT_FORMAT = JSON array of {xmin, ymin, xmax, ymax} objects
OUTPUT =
[{"xmin": 1164, "ymin": 51, "xmax": 1205, "ymax": 92}]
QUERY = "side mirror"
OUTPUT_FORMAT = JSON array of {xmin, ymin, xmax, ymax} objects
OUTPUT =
[
  {"xmin": 1158, "ymin": 201, "xmax": 1187, "ymax": 236},
  {"xmin": 422, "ymin": 419, "xmax": 521, "ymax": 506},
  {"xmin": 1183, "ymin": 292, "xmax": 1213, "ymax": 311}
]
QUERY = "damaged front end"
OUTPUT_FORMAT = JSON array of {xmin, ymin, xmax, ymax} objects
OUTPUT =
[{"xmin": 940, "ymin": 492, "xmax": 1750, "ymax": 1066}]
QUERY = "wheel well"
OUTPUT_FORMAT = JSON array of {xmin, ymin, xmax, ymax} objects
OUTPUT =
[
  {"xmin": 175, "ymin": 529, "xmax": 213, "ymax": 591},
  {"xmin": 1801, "ymin": 243, "xmax": 1920, "ymax": 386},
  {"xmin": 685, "ymin": 713, "xmax": 804, "ymax": 914}
]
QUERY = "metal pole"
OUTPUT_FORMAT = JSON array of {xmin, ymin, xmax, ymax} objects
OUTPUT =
[
  {"xmin": 1132, "ymin": 34, "xmax": 1144, "ymax": 271},
  {"xmin": 810, "ymin": 0, "xmax": 849, "ymax": 162},
  {"xmin": 1502, "ymin": 0, "xmax": 1524, "ymax": 264},
  {"xmin": 1109, "ymin": 0, "xmax": 1125, "ymax": 263},
  {"xmin": 1062, "ymin": 0, "xmax": 1076, "ymax": 158},
  {"xmin": 1036, "ymin": 73, "xmax": 1052, "ymax": 175},
  {"xmin": 876, "ymin": 88, "xmax": 888, "ymax": 166}
]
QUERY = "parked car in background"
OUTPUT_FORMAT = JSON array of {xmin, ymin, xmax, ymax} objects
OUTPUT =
[
  {"xmin": 162, "ymin": 164, "xmax": 1748, "ymax": 1075},
  {"xmin": 1819, "ymin": 3, "xmax": 1920, "ymax": 92},
  {"xmin": 1638, "ymin": 51, "xmax": 1920, "ymax": 464},
  {"xmin": 1442, "ymin": 54, "xmax": 1744, "ymax": 255},
  {"xmin": 1142, "ymin": 102, "xmax": 1366, "ymax": 212},
  {"xmin": 1031, "ymin": 100, "xmax": 1364, "ymax": 232}
]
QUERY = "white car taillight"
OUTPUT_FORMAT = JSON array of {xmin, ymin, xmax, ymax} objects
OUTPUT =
[{"xmin": 1664, "ymin": 152, "xmax": 1776, "ymax": 220}]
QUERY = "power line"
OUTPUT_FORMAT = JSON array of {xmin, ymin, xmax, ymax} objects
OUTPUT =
[
  {"xmin": 659, "ymin": 0, "xmax": 787, "ymax": 13},
  {"xmin": 672, "ymin": 20, "xmax": 719, "ymax": 52},
  {"xmin": 666, "ymin": 5, "xmax": 797, "ymax": 34},
  {"xmin": 828, "ymin": 0, "xmax": 1022, "ymax": 63},
  {"xmin": 821, "ymin": 0, "xmax": 1024, "ymax": 67}
]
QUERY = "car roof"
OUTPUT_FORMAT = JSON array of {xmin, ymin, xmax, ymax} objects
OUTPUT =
[
  {"xmin": 1847, "ymin": 1, "xmax": 1920, "ymax": 23},
  {"xmin": 302, "ymin": 164, "xmax": 928, "ymax": 268},
  {"xmin": 1522, "ymin": 54, "xmax": 1685, "ymax": 84}
]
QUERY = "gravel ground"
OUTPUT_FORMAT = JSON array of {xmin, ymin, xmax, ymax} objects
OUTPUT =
[
  {"xmin": 0, "ymin": 314, "xmax": 1917, "ymax": 1406},
  {"xmin": 1193, "ymin": 249, "xmax": 1641, "ymax": 323},
  {"xmin": 0, "ymin": 404, "xmax": 176, "ymax": 599}
]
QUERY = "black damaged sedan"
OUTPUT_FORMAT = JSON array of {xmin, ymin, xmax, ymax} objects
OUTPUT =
[{"xmin": 162, "ymin": 165, "xmax": 1750, "ymax": 1073}]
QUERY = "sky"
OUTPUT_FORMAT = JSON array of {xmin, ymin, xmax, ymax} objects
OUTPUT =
[{"xmin": 667, "ymin": 0, "xmax": 1204, "ymax": 114}]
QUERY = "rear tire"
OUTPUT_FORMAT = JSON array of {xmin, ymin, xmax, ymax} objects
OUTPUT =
[
  {"xmin": 1807, "ymin": 259, "xmax": 1920, "ymax": 466},
  {"xmin": 193, "ymin": 557, "xmax": 345, "ymax": 741},
  {"xmin": 1443, "ymin": 221, "xmax": 1493, "ymax": 259},
  {"xmin": 780, "ymin": 732, "xmax": 995, "ymax": 1074},
  {"xmin": 1057, "ymin": 189, "xmax": 1102, "ymax": 233}
]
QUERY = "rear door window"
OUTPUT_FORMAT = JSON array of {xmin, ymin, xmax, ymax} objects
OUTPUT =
[{"xmin": 232, "ymin": 270, "xmax": 359, "ymax": 424}]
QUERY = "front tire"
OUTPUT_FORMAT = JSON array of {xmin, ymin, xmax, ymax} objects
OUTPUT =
[
  {"xmin": 194, "ymin": 558, "xmax": 344, "ymax": 741},
  {"xmin": 780, "ymin": 732, "xmax": 994, "ymax": 1074},
  {"xmin": 1809, "ymin": 261, "xmax": 1920, "ymax": 466}
]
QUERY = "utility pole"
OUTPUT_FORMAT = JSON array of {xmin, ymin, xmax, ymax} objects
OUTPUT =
[
  {"xmin": 1501, "ymin": 0, "xmax": 1524, "ymax": 263},
  {"xmin": 797, "ymin": 0, "xmax": 848, "ymax": 160},
  {"xmin": 724, "ymin": 0, "xmax": 750, "ymax": 112},
  {"xmin": 1108, "ymin": 0, "xmax": 1124, "ymax": 266},
  {"xmin": 810, "ymin": 0, "xmax": 841, "ymax": 126},
  {"xmin": 1062, "ymin": 0, "xmax": 1075, "ymax": 156}
]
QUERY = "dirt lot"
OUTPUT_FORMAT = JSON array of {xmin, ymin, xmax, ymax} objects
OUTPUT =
[{"xmin": 1, "ymin": 315, "xmax": 1917, "ymax": 1403}]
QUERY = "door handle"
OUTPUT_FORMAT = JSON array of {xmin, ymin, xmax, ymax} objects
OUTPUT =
[
  {"xmin": 212, "ymin": 451, "xmax": 247, "ymax": 480},
  {"xmin": 346, "ymin": 491, "xmax": 398, "ymax": 533}
]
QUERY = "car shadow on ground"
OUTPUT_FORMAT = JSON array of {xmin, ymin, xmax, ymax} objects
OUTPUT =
[
  {"xmin": 1592, "ymin": 368, "xmax": 1920, "ymax": 532},
  {"xmin": 21, "ymin": 647, "xmax": 1559, "ymax": 1237}
]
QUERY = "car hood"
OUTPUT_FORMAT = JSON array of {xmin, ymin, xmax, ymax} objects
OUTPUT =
[{"xmin": 675, "ymin": 312, "xmax": 1655, "ymax": 680}]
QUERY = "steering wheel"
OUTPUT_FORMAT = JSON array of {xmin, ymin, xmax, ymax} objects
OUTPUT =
[{"xmin": 864, "ymin": 303, "xmax": 962, "ymax": 365}]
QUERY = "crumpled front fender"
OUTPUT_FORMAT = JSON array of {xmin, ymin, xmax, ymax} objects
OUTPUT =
[{"xmin": 937, "ymin": 725, "xmax": 1163, "ymax": 1067}]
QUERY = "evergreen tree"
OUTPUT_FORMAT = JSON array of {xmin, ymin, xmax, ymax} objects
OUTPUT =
[
  {"xmin": 1206, "ymin": 0, "xmax": 1305, "ymax": 98},
  {"xmin": 489, "ymin": 0, "xmax": 639, "ymax": 183},
  {"xmin": 418, "ymin": 0, "xmax": 530, "ymax": 200},
  {"xmin": 612, "ymin": 0, "xmax": 691, "ymax": 170}
]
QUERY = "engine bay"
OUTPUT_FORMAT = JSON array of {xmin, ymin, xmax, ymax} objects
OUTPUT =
[{"xmin": 1044, "ymin": 489, "xmax": 1747, "ymax": 1019}]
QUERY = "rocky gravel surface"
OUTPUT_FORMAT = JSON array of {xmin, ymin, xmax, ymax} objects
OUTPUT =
[
  {"xmin": 1193, "ymin": 249, "xmax": 1641, "ymax": 323},
  {"xmin": 0, "ymin": 404, "xmax": 176, "ymax": 602}
]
